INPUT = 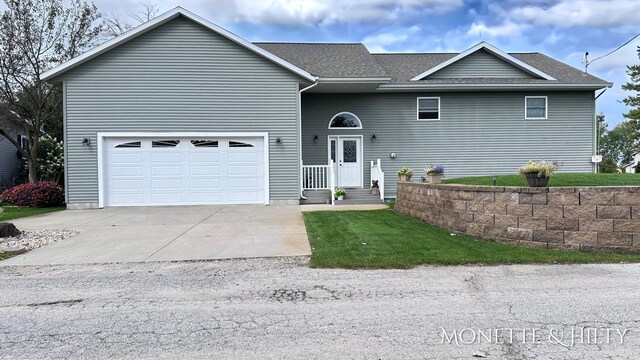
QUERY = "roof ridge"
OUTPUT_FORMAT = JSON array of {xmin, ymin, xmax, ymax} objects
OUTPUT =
[{"xmin": 254, "ymin": 41, "xmax": 364, "ymax": 45}]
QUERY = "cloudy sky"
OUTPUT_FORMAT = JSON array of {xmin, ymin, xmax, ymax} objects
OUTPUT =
[{"xmin": 14, "ymin": 0, "xmax": 640, "ymax": 127}]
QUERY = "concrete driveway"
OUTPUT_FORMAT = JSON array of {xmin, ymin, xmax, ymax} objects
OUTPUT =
[{"xmin": 1, "ymin": 205, "xmax": 310, "ymax": 266}]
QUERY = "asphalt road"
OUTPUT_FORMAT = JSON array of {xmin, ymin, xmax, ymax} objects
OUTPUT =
[{"xmin": 1, "ymin": 258, "xmax": 640, "ymax": 359}]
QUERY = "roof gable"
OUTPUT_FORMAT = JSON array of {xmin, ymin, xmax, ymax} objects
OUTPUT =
[
  {"xmin": 41, "ymin": 7, "xmax": 315, "ymax": 82},
  {"xmin": 410, "ymin": 42, "xmax": 556, "ymax": 81}
]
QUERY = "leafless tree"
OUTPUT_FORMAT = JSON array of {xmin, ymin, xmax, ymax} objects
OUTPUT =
[
  {"xmin": 104, "ymin": 3, "xmax": 159, "ymax": 38},
  {"xmin": 0, "ymin": 0, "xmax": 103, "ymax": 183}
]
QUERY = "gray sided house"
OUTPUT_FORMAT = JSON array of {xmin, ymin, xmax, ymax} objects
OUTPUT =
[
  {"xmin": 0, "ymin": 134, "xmax": 24, "ymax": 188},
  {"xmin": 42, "ymin": 7, "xmax": 611, "ymax": 209}
]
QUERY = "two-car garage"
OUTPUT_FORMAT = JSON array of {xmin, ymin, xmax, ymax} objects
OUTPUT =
[{"xmin": 99, "ymin": 134, "xmax": 267, "ymax": 207}]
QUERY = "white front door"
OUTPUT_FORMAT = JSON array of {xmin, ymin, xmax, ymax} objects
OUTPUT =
[{"xmin": 330, "ymin": 136, "xmax": 362, "ymax": 188}]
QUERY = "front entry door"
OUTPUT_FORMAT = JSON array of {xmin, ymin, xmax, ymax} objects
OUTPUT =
[{"xmin": 331, "ymin": 137, "xmax": 362, "ymax": 187}]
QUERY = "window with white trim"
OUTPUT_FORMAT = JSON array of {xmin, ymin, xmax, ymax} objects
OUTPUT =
[
  {"xmin": 328, "ymin": 112, "xmax": 362, "ymax": 129},
  {"xmin": 417, "ymin": 97, "xmax": 440, "ymax": 121},
  {"xmin": 525, "ymin": 96, "xmax": 547, "ymax": 119}
]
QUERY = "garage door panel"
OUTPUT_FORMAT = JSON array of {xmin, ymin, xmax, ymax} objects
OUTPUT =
[
  {"xmin": 151, "ymin": 153, "xmax": 181, "ymax": 162},
  {"xmin": 228, "ymin": 152, "xmax": 258, "ymax": 162},
  {"xmin": 111, "ymin": 193, "xmax": 144, "ymax": 205},
  {"xmin": 112, "ymin": 179, "xmax": 144, "ymax": 190},
  {"xmin": 105, "ymin": 136, "xmax": 265, "ymax": 206},
  {"xmin": 190, "ymin": 192, "xmax": 221, "ymax": 203},
  {"xmin": 191, "ymin": 178, "xmax": 221, "ymax": 189},
  {"xmin": 228, "ymin": 165, "xmax": 258, "ymax": 175},
  {"xmin": 151, "ymin": 193, "xmax": 182, "ymax": 203},
  {"xmin": 151, "ymin": 166, "xmax": 182, "ymax": 176},
  {"xmin": 190, "ymin": 152, "xmax": 220, "ymax": 162},
  {"xmin": 112, "ymin": 166, "xmax": 143, "ymax": 176},
  {"xmin": 190, "ymin": 165, "xmax": 220, "ymax": 175},
  {"xmin": 151, "ymin": 179, "xmax": 182, "ymax": 189},
  {"xmin": 111, "ymin": 153, "xmax": 143, "ymax": 163},
  {"xmin": 228, "ymin": 191, "xmax": 261, "ymax": 202},
  {"xmin": 228, "ymin": 178, "xmax": 258, "ymax": 188}
]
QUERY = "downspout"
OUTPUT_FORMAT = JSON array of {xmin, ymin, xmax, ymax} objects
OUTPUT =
[
  {"xmin": 298, "ymin": 78, "xmax": 319, "ymax": 200},
  {"xmin": 594, "ymin": 88, "xmax": 607, "ymax": 173}
]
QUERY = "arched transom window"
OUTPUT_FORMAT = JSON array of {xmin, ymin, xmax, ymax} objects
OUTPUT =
[{"xmin": 328, "ymin": 112, "xmax": 362, "ymax": 129}]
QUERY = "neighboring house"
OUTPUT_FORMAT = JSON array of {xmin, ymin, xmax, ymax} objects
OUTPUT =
[
  {"xmin": 623, "ymin": 152, "xmax": 640, "ymax": 173},
  {"xmin": 0, "ymin": 134, "xmax": 26, "ymax": 188},
  {"xmin": 41, "ymin": 7, "xmax": 611, "ymax": 209}
]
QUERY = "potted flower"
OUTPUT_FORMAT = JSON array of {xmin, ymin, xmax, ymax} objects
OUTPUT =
[
  {"xmin": 335, "ymin": 188, "xmax": 346, "ymax": 200},
  {"xmin": 425, "ymin": 165, "xmax": 445, "ymax": 184},
  {"xmin": 397, "ymin": 167, "xmax": 413, "ymax": 182},
  {"xmin": 518, "ymin": 160, "xmax": 557, "ymax": 187}
]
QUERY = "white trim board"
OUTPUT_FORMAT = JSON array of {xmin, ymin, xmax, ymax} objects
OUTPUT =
[
  {"xmin": 42, "ymin": 7, "xmax": 315, "ymax": 82},
  {"xmin": 96, "ymin": 131, "xmax": 270, "ymax": 208},
  {"xmin": 410, "ymin": 42, "xmax": 557, "ymax": 81}
]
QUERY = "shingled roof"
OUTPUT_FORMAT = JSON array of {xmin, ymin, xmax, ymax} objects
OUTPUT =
[{"xmin": 254, "ymin": 42, "xmax": 611, "ymax": 88}]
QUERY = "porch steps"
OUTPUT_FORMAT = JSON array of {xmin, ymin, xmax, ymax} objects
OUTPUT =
[
  {"xmin": 301, "ymin": 188, "xmax": 382, "ymax": 205},
  {"xmin": 301, "ymin": 190, "xmax": 332, "ymax": 205},
  {"xmin": 337, "ymin": 189, "xmax": 382, "ymax": 205}
]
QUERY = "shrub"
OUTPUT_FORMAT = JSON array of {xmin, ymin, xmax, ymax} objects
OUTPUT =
[
  {"xmin": 0, "ymin": 182, "xmax": 64, "ymax": 207},
  {"xmin": 636, "ymin": 165, "xmax": 640, "ymax": 174},
  {"xmin": 36, "ymin": 135, "xmax": 64, "ymax": 183}
]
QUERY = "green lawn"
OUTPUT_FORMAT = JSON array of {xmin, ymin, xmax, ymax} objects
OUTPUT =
[
  {"xmin": 0, "ymin": 206, "xmax": 65, "ymax": 221},
  {"xmin": 443, "ymin": 173, "xmax": 640, "ymax": 187},
  {"xmin": 304, "ymin": 209, "xmax": 640, "ymax": 269}
]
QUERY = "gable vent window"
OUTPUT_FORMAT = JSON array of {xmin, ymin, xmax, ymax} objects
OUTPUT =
[
  {"xmin": 115, "ymin": 141, "xmax": 141, "ymax": 148},
  {"xmin": 525, "ymin": 96, "xmax": 547, "ymax": 119},
  {"xmin": 229, "ymin": 141, "xmax": 254, "ymax": 148},
  {"xmin": 328, "ymin": 112, "xmax": 362, "ymax": 129},
  {"xmin": 152, "ymin": 140, "xmax": 180, "ymax": 148},
  {"xmin": 191, "ymin": 140, "xmax": 219, "ymax": 147},
  {"xmin": 417, "ymin": 97, "xmax": 440, "ymax": 121}
]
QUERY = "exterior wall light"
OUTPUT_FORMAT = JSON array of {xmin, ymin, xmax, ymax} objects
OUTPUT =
[
  {"xmin": 313, "ymin": 134, "xmax": 319, "ymax": 143},
  {"xmin": 276, "ymin": 137, "xmax": 282, "ymax": 144},
  {"xmin": 371, "ymin": 134, "xmax": 377, "ymax": 142},
  {"xmin": 82, "ymin": 138, "xmax": 90, "ymax": 146}
]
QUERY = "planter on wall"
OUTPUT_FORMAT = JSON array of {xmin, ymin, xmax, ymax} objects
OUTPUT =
[
  {"xmin": 524, "ymin": 173, "xmax": 550, "ymax": 187},
  {"xmin": 337, "ymin": 195, "xmax": 344, "ymax": 201},
  {"xmin": 399, "ymin": 175, "xmax": 411, "ymax": 182},
  {"xmin": 429, "ymin": 174, "xmax": 443, "ymax": 184}
]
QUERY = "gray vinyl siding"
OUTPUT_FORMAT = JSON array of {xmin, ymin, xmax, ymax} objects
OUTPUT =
[
  {"xmin": 301, "ymin": 91, "xmax": 595, "ymax": 198},
  {"xmin": 0, "ymin": 137, "xmax": 21, "ymax": 187},
  {"xmin": 429, "ymin": 50, "xmax": 533, "ymax": 78},
  {"xmin": 60, "ymin": 16, "xmax": 303, "ymax": 205}
]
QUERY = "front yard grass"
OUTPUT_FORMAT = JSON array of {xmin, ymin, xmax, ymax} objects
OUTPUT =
[
  {"xmin": 0, "ymin": 206, "xmax": 65, "ymax": 221},
  {"xmin": 443, "ymin": 173, "xmax": 640, "ymax": 187},
  {"xmin": 304, "ymin": 209, "xmax": 640, "ymax": 269}
]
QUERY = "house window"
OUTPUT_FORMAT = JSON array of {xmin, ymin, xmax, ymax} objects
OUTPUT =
[
  {"xmin": 417, "ymin": 97, "xmax": 440, "ymax": 121},
  {"xmin": 114, "ymin": 141, "xmax": 141, "ymax": 148},
  {"xmin": 525, "ymin": 96, "xmax": 547, "ymax": 119},
  {"xmin": 229, "ymin": 141, "xmax": 253, "ymax": 148},
  {"xmin": 328, "ymin": 112, "xmax": 362, "ymax": 129},
  {"xmin": 191, "ymin": 140, "xmax": 218, "ymax": 147},
  {"xmin": 152, "ymin": 140, "xmax": 180, "ymax": 148}
]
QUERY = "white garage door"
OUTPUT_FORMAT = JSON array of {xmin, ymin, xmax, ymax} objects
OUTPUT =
[{"xmin": 104, "ymin": 137, "xmax": 265, "ymax": 206}]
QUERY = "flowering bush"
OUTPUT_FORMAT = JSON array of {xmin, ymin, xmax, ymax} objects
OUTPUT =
[
  {"xmin": 36, "ymin": 136, "xmax": 64, "ymax": 183},
  {"xmin": 335, "ymin": 188, "xmax": 346, "ymax": 197},
  {"xmin": 397, "ymin": 167, "xmax": 413, "ymax": 176},
  {"xmin": 0, "ymin": 182, "xmax": 64, "ymax": 207},
  {"xmin": 425, "ymin": 165, "xmax": 445, "ymax": 175},
  {"xmin": 518, "ymin": 160, "xmax": 558, "ymax": 177}
]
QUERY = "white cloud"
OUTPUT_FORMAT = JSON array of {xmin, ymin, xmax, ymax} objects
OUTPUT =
[
  {"xmin": 466, "ymin": 21, "xmax": 527, "ymax": 38},
  {"xmin": 362, "ymin": 26, "xmax": 421, "ymax": 52},
  {"xmin": 510, "ymin": 0, "xmax": 640, "ymax": 28},
  {"xmin": 194, "ymin": 0, "xmax": 463, "ymax": 26}
]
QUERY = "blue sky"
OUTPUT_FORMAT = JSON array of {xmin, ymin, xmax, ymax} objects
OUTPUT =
[{"xmin": 13, "ymin": 0, "xmax": 640, "ymax": 127}]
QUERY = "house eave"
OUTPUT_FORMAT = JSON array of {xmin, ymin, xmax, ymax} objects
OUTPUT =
[
  {"xmin": 377, "ymin": 83, "xmax": 613, "ymax": 92},
  {"xmin": 317, "ymin": 77, "xmax": 392, "ymax": 83},
  {"xmin": 41, "ymin": 7, "xmax": 316, "ymax": 82}
]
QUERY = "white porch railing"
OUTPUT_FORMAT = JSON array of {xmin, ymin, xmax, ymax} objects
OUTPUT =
[
  {"xmin": 370, "ymin": 159, "xmax": 385, "ymax": 203},
  {"xmin": 302, "ymin": 161, "xmax": 336, "ymax": 204}
]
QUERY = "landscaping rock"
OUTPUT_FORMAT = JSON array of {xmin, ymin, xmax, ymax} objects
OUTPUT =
[
  {"xmin": 0, "ymin": 245, "xmax": 27, "ymax": 255},
  {"xmin": 0, "ymin": 222, "xmax": 21, "ymax": 238}
]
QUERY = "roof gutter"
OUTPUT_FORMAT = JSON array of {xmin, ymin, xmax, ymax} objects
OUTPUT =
[
  {"xmin": 377, "ymin": 83, "xmax": 613, "ymax": 91},
  {"xmin": 298, "ymin": 79, "xmax": 319, "ymax": 201}
]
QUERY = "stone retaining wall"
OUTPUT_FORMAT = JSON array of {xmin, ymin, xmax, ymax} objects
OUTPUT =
[{"xmin": 395, "ymin": 182, "xmax": 640, "ymax": 253}]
